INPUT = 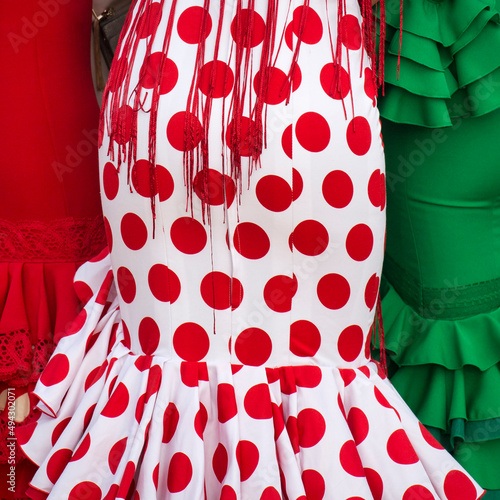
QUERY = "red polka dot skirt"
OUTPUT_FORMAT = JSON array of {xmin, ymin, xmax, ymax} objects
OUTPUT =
[{"xmin": 19, "ymin": 0, "xmax": 483, "ymax": 499}]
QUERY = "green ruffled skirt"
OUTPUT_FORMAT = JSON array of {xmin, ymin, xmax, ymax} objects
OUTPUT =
[{"xmin": 377, "ymin": 0, "xmax": 500, "ymax": 494}]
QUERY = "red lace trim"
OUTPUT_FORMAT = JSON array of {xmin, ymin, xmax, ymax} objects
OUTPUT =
[
  {"xmin": 0, "ymin": 216, "xmax": 106, "ymax": 262},
  {"xmin": 0, "ymin": 331, "xmax": 53, "ymax": 388},
  {"xmin": 100, "ymin": 0, "xmax": 388, "ymax": 227}
]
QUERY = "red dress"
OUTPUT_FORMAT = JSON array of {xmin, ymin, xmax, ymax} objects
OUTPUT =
[{"xmin": 0, "ymin": 1, "xmax": 105, "ymax": 497}]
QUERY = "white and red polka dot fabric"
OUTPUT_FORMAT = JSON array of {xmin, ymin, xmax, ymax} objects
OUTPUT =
[{"xmin": 20, "ymin": 0, "xmax": 483, "ymax": 499}]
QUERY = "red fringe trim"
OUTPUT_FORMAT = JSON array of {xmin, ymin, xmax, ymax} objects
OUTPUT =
[{"xmin": 100, "ymin": 0, "xmax": 390, "ymax": 222}]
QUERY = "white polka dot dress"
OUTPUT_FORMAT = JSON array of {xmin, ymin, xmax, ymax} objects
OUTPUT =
[{"xmin": 19, "ymin": 1, "xmax": 484, "ymax": 499}]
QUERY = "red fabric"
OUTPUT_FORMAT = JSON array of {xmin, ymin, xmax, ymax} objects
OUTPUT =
[
  {"xmin": 0, "ymin": 1, "xmax": 105, "ymax": 498},
  {"xmin": 0, "ymin": 0, "xmax": 102, "ymax": 221}
]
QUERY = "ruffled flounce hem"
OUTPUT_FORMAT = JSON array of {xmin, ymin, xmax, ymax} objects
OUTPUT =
[
  {"xmin": 18, "ymin": 251, "xmax": 483, "ymax": 499},
  {"xmin": 380, "ymin": 280, "xmax": 500, "ymax": 489},
  {"xmin": 377, "ymin": 0, "xmax": 500, "ymax": 127}
]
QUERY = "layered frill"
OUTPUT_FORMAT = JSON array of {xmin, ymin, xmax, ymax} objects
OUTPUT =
[
  {"xmin": 377, "ymin": 0, "xmax": 500, "ymax": 127},
  {"xmin": 0, "ymin": 216, "xmax": 106, "ymax": 469},
  {"xmin": 18, "ymin": 250, "xmax": 483, "ymax": 499},
  {"xmin": 380, "ymin": 280, "xmax": 500, "ymax": 493}
]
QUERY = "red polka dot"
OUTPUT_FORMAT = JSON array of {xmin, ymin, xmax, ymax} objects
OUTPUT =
[
  {"xmin": 368, "ymin": 169, "xmax": 384, "ymax": 208},
  {"xmin": 138, "ymin": 2, "xmax": 162, "ymax": 38},
  {"xmin": 293, "ymin": 220, "xmax": 329, "ymax": 256},
  {"xmin": 104, "ymin": 217, "xmax": 113, "ymax": 252},
  {"xmin": 231, "ymin": 9, "xmax": 265, "ymax": 47},
  {"xmin": 217, "ymin": 383, "xmax": 238, "ymax": 423},
  {"xmin": 194, "ymin": 169, "xmax": 236, "ymax": 207},
  {"xmin": 51, "ymin": 417, "xmax": 71, "ymax": 446},
  {"xmin": 114, "ymin": 105, "xmax": 133, "ymax": 145},
  {"xmin": 117, "ymin": 266, "xmax": 136, "ymax": 303},
  {"xmin": 47, "ymin": 448, "xmax": 72, "ymax": 483},
  {"xmin": 296, "ymin": 112, "xmax": 330, "ymax": 152},
  {"xmin": 346, "ymin": 116, "xmax": 372, "ymax": 156},
  {"xmin": 293, "ymin": 6, "xmax": 323, "ymax": 44},
  {"xmin": 153, "ymin": 464, "xmax": 159, "ymax": 490},
  {"xmin": 282, "ymin": 125, "xmax": 292, "ymax": 159},
  {"xmin": 199, "ymin": 60, "xmax": 234, "ymax": 98},
  {"xmin": 231, "ymin": 278, "xmax": 244, "ymax": 310},
  {"xmin": 365, "ymin": 468, "xmax": 384, "ymax": 500},
  {"xmin": 177, "ymin": 7, "xmax": 212, "ymax": 44},
  {"xmin": 444, "ymin": 470, "xmax": 478, "ymax": 500},
  {"xmin": 387, "ymin": 429, "xmax": 419, "ymax": 464},
  {"xmin": 317, "ymin": 274, "xmax": 350, "ymax": 309},
  {"xmin": 272, "ymin": 403, "xmax": 285, "ymax": 439},
  {"xmin": 254, "ymin": 67, "xmax": 290, "ymax": 105},
  {"xmin": 201, "ymin": 272, "xmax": 235, "ymax": 310},
  {"xmin": 293, "ymin": 65, "xmax": 302, "ymax": 91},
  {"xmin": 256, "ymin": 175, "xmax": 292, "ymax": 212},
  {"xmin": 116, "ymin": 461, "xmax": 136, "ymax": 498},
  {"xmin": 103, "ymin": 162, "xmax": 119, "ymax": 200},
  {"xmin": 293, "ymin": 168, "xmax": 303, "ymax": 200},
  {"xmin": 69, "ymin": 482, "xmax": 102, "ymax": 500},
  {"xmin": 195, "ymin": 403, "xmax": 208, "ymax": 439},
  {"xmin": 244, "ymin": 384, "xmax": 272, "ymax": 419},
  {"xmin": 322, "ymin": 170, "xmax": 354, "ymax": 208},
  {"xmin": 138, "ymin": 317, "xmax": 160, "ymax": 355},
  {"xmin": 173, "ymin": 323, "xmax": 210, "ymax": 361},
  {"xmin": 364, "ymin": 67, "xmax": 377, "ymax": 101},
  {"xmin": 364, "ymin": 274, "xmax": 379, "ymax": 310},
  {"xmin": 121, "ymin": 213, "xmax": 148, "ymax": 251},
  {"xmin": 260, "ymin": 487, "xmax": 281, "ymax": 500},
  {"xmin": 235, "ymin": 328, "xmax": 272, "ymax": 366},
  {"xmin": 140, "ymin": 53, "xmax": 178, "ymax": 94},
  {"xmin": 168, "ymin": 453, "xmax": 193, "ymax": 493},
  {"xmin": 236, "ymin": 440, "xmax": 259, "ymax": 481},
  {"xmin": 121, "ymin": 320, "xmax": 131, "ymax": 349},
  {"xmin": 70, "ymin": 433, "xmax": 91, "ymax": 461},
  {"xmin": 286, "ymin": 416, "xmax": 300, "ymax": 453},
  {"xmin": 263, "ymin": 274, "xmax": 297, "ymax": 313},
  {"xmin": 403, "ymin": 485, "xmax": 435, "ymax": 500},
  {"xmin": 162, "ymin": 402, "xmax": 179, "ymax": 443},
  {"xmin": 220, "ymin": 485, "xmax": 237, "ymax": 500},
  {"xmin": 419, "ymin": 422, "xmax": 444, "ymax": 449},
  {"xmin": 294, "ymin": 365, "xmax": 322, "ymax": 388},
  {"xmin": 63, "ymin": 308, "xmax": 87, "ymax": 337},
  {"xmin": 83, "ymin": 404, "xmax": 96, "ymax": 431},
  {"xmin": 101, "ymin": 383, "xmax": 129, "ymax": 418},
  {"xmin": 213, "ymin": 443, "xmax": 228, "ymax": 482},
  {"xmin": 108, "ymin": 438, "xmax": 127, "ymax": 474},
  {"xmin": 148, "ymin": 264, "xmax": 181, "ymax": 303},
  {"xmin": 338, "ymin": 325, "xmax": 364, "ymax": 362},
  {"xmin": 284, "ymin": 22, "xmax": 294, "ymax": 50},
  {"xmin": 167, "ymin": 111, "xmax": 203, "ymax": 151},
  {"xmin": 171, "ymin": 217, "xmax": 207, "ymax": 254},
  {"xmin": 297, "ymin": 408, "xmax": 326, "ymax": 447},
  {"xmin": 302, "ymin": 469, "xmax": 325, "ymax": 500},
  {"xmin": 338, "ymin": 393, "xmax": 347, "ymax": 418},
  {"xmin": 132, "ymin": 160, "xmax": 174, "ymax": 201},
  {"xmin": 347, "ymin": 408, "xmax": 369, "ymax": 445},
  {"xmin": 40, "ymin": 353, "xmax": 70, "ymax": 387},
  {"xmin": 339, "ymin": 440, "xmax": 364, "ymax": 477},
  {"xmin": 290, "ymin": 320, "xmax": 321, "ymax": 357},
  {"xmin": 346, "ymin": 224, "xmax": 374, "ymax": 261},
  {"xmin": 320, "ymin": 63, "xmax": 350, "ymax": 100},
  {"xmin": 233, "ymin": 222, "xmax": 270, "ymax": 259},
  {"xmin": 74, "ymin": 280, "xmax": 93, "ymax": 304},
  {"xmin": 340, "ymin": 15, "xmax": 361, "ymax": 50}
]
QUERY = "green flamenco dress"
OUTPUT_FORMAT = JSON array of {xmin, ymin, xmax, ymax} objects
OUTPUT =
[{"xmin": 377, "ymin": 0, "xmax": 500, "ymax": 495}]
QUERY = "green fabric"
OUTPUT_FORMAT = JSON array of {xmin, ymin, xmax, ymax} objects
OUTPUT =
[
  {"xmin": 379, "ymin": 100, "xmax": 500, "ymax": 488},
  {"xmin": 377, "ymin": 0, "xmax": 500, "ymax": 126}
]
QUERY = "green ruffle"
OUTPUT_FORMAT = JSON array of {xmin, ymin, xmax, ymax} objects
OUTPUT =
[
  {"xmin": 379, "ymin": 281, "xmax": 500, "ymax": 489},
  {"xmin": 377, "ymin": 0, "xmax": 500, "ymax": 127}
]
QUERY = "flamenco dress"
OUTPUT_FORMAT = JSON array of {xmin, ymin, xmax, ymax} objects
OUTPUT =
[
  {"xmin": 376, "ymin": 0, "xmax": 500, "ymax": 496},
  {"xmin": 19, "ymin": 1, "xmax": 483, "ymax": 499},
  {"xmin": 0, "ymin": 1, "xmax": 105, "ymax": 498}
]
